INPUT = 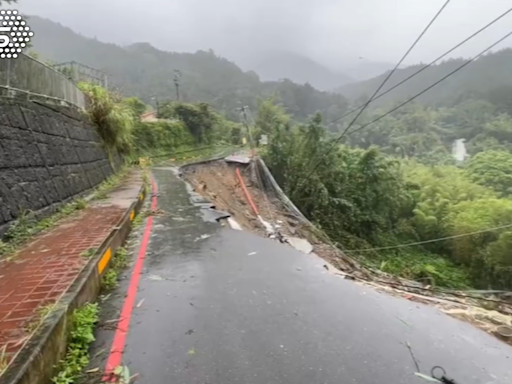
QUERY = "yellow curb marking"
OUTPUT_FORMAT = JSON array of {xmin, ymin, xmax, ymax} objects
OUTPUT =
[
  {"xmin": 139, "ymin": 193, "xmax": 143, "ymax": 201},
  {"xmin": 98, "ymin": 247, "xmax": 112, "ymax": 274},
  {"xmin": 130, "ymin": 210, "xmax": 135, "ymax": 221}
]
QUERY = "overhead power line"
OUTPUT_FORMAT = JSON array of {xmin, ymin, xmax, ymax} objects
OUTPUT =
[
  {"xmin": 333, "ymin": 0, "xmax": 451, "ymax": 141},
  {"xmin": 295, "ymin": 0, "xmax": 450, "ymax": 187},
  {"xmin": 327, "ymin": 5, "xmax": 512, "ymax": 126},
  {"xmin": 345, "ymin": 223, "xmax": 512, "ymax": 253},
  {"xmin": 301, "ymin": 28, "xmax": 512, "ymax": 185},
  {"xmin": 344, "ymin": 29, "xmax": 512, "ymax": 138}
]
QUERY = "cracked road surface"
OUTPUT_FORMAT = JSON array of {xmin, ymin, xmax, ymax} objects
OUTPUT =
[{"xmin": 90, "ymin": 167, "xmax": 511, "ymax": 384}]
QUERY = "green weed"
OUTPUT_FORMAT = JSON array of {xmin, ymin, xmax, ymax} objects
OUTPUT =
[
  {"xmin": 142, "ymin": 169, "xmax": 149, "ymax": 185},
  {"xmin": 80, "ymin": 248, "xmax": 97, "ymax": 259},
  {"xmin": 111, "ymin": 247, "xmax": 129, "ymax": 270},
  {"xmin": 100, "ymin": 247, "xmax": 130, "ymax": 291},
  {"xmin": 0, "ymin": 346, "xmax": 8, "ymax": 375},
  {"xmin": 4, "ymin": 210, "xmax": 33, "ymax": 241},
  {"xmin": 92, "ymin": 167, "xmax": 130, "ymax": 200},
  {"xmin": 0, "ymin": 240, "xmax": 16, "ymax": 261},
  {"xmin": 111, "ymin": 365, "xmax": 133, "ymax": 384},
  {"xmin": 79, "ymin": 83, "xmax": 134, "ymax": 154},
  {"xmin": 375, "ymin": 250, "xmax": 472, "ymax": 289},
  {"xmin": 0, "ymin": 199, "xmax": 88, "ymax": 260},
  {"xmin": 141, "ymin": 168, "xmax": 150, "ymax": 196},
  {"xmin": 101, "ymin": 269, "xmax": 118, "ymax": 290},
  {"xmin": 131, "ymin": 214, "xmax": 143, "ymax": 228},
  {"xmin": 25, "ymin": 303, "xmax": 58, "ymax": 334},
  {"xmin": 52, "ymin": 303, "xmax": 99, "ymax": 384}
]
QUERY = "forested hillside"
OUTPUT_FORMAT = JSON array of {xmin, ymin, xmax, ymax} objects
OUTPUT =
[
  {"xmin": 259, "ymin": 99, "xmax": 512, "ymax": 290},
  {"xmin": 337, "ymin": 49, "xmax": 512, "ymax": 109},
  {"xmin": 29, "ymin": 16, "xmax": 348, "ymax": 121},
  {"xmin": 340, "ymin": 99, "xmax": 512, "ymax": 161}
]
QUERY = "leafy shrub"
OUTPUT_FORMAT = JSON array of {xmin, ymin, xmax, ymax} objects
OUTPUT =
[
  {"xmin": 52, "ymin": 303, "xmax": 99, "ymax": 384},
  {"xmin": 79, "ymin": 83, "xmax": 135, "ymax": 154}
]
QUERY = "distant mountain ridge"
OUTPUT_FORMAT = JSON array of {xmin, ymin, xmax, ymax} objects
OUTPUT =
[
  {"xmin": 28, "ymin": 16, "xmax": 349, "ymax": 122},
  {"xmin": 238, "ymin": 51, "xmax": 354, "ymax": 91},
  {"xmin": 335, "ymin": 49, "xmax": 512, "ymax": 107}
]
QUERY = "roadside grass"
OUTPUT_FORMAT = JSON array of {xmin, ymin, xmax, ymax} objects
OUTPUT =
[
  {"xmin": 131, "ymin": 214, "xmax": 144, "ymax": 228},
  {"xmin": 0, "ymin": 198, "xmax": 88, "ymax": 261},
  {"xmin": 25, "ymin": 303, "xmax": 60, "ymax": 334},
  {"xmin": 101, "ymin": 270, "xmax": 118, "ymax": 290},
  {"xmin": 51, "ymin": 303, "xmax": 99, "ymax": 384},
  {"xmin": 91, "ymin": 167, "xmax": 130, "ymax": 200},
  {"xmin": 0, "ymin": 346, "xmax": 8, "ymax": 375},
  {"xmin": 80, "ymin": 248, "xmax": 97, "ymax": 259},
  {"xmin": 101, "ymin": 247, "xmax": 130, "ymax": 292}
]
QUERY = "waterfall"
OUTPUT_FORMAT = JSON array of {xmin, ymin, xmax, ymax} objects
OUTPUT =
[{"xmin": 452, "ymin": 138, "xmax": 468, "ymax": 164}]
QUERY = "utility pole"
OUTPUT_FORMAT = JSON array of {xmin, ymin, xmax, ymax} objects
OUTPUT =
[
  {"xmin": 238, "ymin": 105, "xmax": 255, "ymax": 155},
  {"xmin": 151, "ymin": 96, "xmax": 160, "ymax": 117},
  {"xmin": 173, "ymin": 69, "xmax": 182, "ymax": 101}
]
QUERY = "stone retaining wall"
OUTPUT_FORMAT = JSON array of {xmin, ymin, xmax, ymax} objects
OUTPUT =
[{"xmin": 0, "ymin": 99, "xmax": 115, "ymax": 235}]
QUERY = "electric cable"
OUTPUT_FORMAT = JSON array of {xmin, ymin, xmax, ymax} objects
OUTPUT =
[
  {"xmin": 343, "ymin": 30, "xmax": 512, "ymax": 138},
  {"xmin": 344, "ymin": 223, "xmax": 512, "ymax": 252},
  {"xmin": 334, "ymin": 0, "xmax": 451, "ymax": 141},
  {"xmin": 300, "ymin": 29, "xmax": 512, "ymax": 185},
  {"xmin": 326, "ymin": 6, "xmax": 512, "ymax": 126},
  {"xmin": 294, "ymin": 0, "xmax": 451, "ymax": 189}
]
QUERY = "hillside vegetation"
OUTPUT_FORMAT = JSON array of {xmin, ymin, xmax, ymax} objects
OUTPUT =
[
  {"xmin": 29, "ymin": 16, "xmax": 349, "ymax": 122},
  {"xmin": 79, "ymin": 83, "xmax": 243, "ymax": 159},
  {"xmin": 342, "ymin": 99, "xmax": 512, "ymax": 162},
  {"xmin": 259, "ymin": 98, "xmax": 512, "ymax": 290},
  {"xmin": 257, "ymin": 48, "xmax": 512, "ymax": 290}
]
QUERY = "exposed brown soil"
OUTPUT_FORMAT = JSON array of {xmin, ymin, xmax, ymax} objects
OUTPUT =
[
  {"xmin": 182, "ymin": 160, "xmax": 366, "ymax": 276},
  {"xmin": 183, "ymin": 161, "xmax": 266, "ymax": 236}
]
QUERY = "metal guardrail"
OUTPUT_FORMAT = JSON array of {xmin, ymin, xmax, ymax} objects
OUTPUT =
[
  {"xmin": 0, "ymin": 53, "xmax": 86, "ymax": 109},
  {"xmin": 52, "ymin": 61, "xmax": 109, "ymax": 89}
]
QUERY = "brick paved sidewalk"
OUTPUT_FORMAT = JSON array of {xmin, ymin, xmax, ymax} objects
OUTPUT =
[{"xmin": 0, "ymin": 196, "xmax": 131, "ymax": 363}]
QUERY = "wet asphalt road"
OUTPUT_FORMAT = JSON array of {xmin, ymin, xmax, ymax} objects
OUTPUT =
[{"xmin": 92, "ymin": 167, "xmax": 511, "ymax": 384}]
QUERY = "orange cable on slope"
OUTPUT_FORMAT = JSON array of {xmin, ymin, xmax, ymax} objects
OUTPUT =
[{"xmin": 235, "ymin": 167, "xmax": 259, "ymax": 216}]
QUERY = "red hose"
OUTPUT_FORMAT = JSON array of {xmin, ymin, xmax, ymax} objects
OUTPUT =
[{"xmin": 236, "ymin": 167, "xmax": 259, "ymax": 216}]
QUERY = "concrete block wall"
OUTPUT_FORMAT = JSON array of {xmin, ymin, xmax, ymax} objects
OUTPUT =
[{"xmin": 0, "ymin": 99, "xmax": 115, "ymax": 235}]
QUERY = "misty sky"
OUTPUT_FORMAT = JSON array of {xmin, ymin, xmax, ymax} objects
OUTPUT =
[{"xmin": 15, "ymin": 0, "xmax": 512, "ymax": 69}]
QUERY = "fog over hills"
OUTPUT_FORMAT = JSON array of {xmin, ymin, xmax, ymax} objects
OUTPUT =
[{"xmin": 16, "ymin": 0, "xmax": 512, "ymax": 89}]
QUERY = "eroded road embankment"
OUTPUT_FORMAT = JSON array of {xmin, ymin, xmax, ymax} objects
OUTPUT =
[
  {"xmin": 181, "ymin": 159, "xmax": 358, "ymax": 272},
  {"xmin": 85, "ymin": 164, "xmax": 511, "ymax": 384}
]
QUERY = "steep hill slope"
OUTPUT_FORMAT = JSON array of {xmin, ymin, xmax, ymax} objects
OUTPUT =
[
  {"xmin": 337, "ymin": 49, "xmax": 512, "ymax": 107},
  {"xmin": 29, "ymin": 16, "xmax": 348, "ymax": 122}
]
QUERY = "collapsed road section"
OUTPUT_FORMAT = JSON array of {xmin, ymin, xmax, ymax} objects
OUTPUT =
[
  {"xmin": 181, "ymin": 155, "xmax": 512, "ymax": 347},
  {"xmin": 181, "ymin": 155, "xmax": 360, "ymax": 275}
]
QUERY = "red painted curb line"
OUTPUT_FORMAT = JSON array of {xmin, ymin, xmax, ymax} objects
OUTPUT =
[
  {"xmin": 235, "ymin": 167, "xmax": 259, "ymax": 216},
  {"xmin": 104, "ymin": 177, "xmax": 158, "ymax": 376}
]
